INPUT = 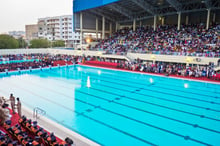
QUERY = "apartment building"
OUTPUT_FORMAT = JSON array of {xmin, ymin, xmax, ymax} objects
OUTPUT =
[{"xmin": 38, "ymin": 15, "xmax": 80, "ymax": 47}]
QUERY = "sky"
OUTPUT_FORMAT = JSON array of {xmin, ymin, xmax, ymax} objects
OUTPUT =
[{"xmin": 0, "ymin": 0, "xmax": 73, "ymax": 33}]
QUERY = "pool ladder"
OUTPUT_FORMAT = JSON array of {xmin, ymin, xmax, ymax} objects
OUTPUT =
[{"xmin": 33, "ymin": 107, "xmax": 46, "ymax": 121}]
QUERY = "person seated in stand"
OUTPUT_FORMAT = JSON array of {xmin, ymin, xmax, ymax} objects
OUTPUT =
[
  {"xmin": 0, "ymin": 108, "xmax": 7, "ymax": 126},
  {"xmin": 65, "ymin": 137, "xmax": 74, "ymax": 146},
  {"xmin": 1, "ymin": 104, "xmax": 11, "ymax": 121},
  {"xmin": 0, "ymin": 97, "xmax": 7, "ymax": 107}
]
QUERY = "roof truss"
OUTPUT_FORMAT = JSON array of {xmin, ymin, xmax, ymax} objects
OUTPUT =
[
  {"xmin": 166, "ymin": 0, "xmax": 182, "ymax": 11},
  {"xmin": 131, "ymin": 0, "xmax": 155, "ymax": 15},
  {"xmin": 108, "ymin": 4, "xmax": 133, "ymax": 18}
]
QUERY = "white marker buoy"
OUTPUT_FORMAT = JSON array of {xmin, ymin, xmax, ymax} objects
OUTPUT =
[
  {"xmin": 149, "ymin": 78, "xmax": 154, "ymax": 84},
  {"xmin": 87, "ymin": 76, "xmax": 91, "ymax": 88},
  {"xmin": 184, "ymin": 83, "xmax": 188, "ymax": 88},
  {"xmin": 98, "ymin": 70, "xmax": 101, "ymax": 75}
]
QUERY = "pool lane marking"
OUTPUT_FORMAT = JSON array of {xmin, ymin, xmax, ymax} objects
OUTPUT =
[
  {"xmin": 0, "ymin": 82, "xmax": 105, "ymax": 146},
  {"xmin": 6, "ymin": 76, "xmax": 220, "ymax": 136},
  {"xmin": 0, "ymin": 80, "xmax": 157, "ymax": 146},
  {"xmin": 76, "ymin": 68, "xmax": 220, "ymax": 97},
  {"xmin": 60, "ymin": 68, "xmax": 220, "ymax": 104},
  {"xmin": 26, "ymin": 71, "xmax": 220, "ymax": 121},
  {"xmin": 97, "ymin": 83, "xmax": 220, "ymax": 112},
  {"xmin": 80, "ymin": 64, "xmax": 220, "ymax": 87},
  {"xmin": 75, "ymin": 91, "xmax": 213, "ymax": 146},
  {"xmin": 20, "ymin": 71, "xmax": 220, "ymax": 115},
  {"xmin": 1, "ymin": 80, "xmax": 217, "ymax": 145},
  {"xmin": 35, "ymin": 66, "xmax": 220, "ymax": 98},
  {"xmin": 81, "ymin": 72, "xmax": 220, "ymax": 103},
  {"xmin": 41, "ymin": 70, "xmax": 220, "ymax": 112},
  {"xmin": 11, "ymin": 77, "xmax": 220, "ymax": 134},
  {"xmin": 81, "ymin": 114, "xmax": 158, "ymax": 146},
  {"xmin": 79, "ymin": 65, "xmax": 220, "ymax": 94},
  {"xmin": 76, "ymin": 97, "xmax": 213, "ymax": 146},
  {"xmin": 0, "ymin": 80, "xmax": 80, "ymax": 114},
  {"xmin": 76, "ymin": 90, "xmax": 220, "ymax": 134},
  {"xmin": 42, "ymin": 114, "xmax": 105, "ymax": 146}
]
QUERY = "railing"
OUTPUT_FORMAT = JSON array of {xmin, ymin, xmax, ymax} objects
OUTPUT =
[
  {"xmin": 125, "ymin": 53, "xmax": 135, "ymax": 62},
  {"xmin": 33, "ymin": 107, "xmax": 46, "ymax": 121}
]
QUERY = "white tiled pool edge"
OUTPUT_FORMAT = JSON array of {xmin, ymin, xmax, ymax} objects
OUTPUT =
[{"xmin": 22, "ymin": 106, "xmax": 101, "ymax": 146}]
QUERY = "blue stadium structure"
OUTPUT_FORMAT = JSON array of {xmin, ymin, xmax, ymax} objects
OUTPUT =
[{"xmin": 73, "ymin": 0, "xmax": 220, "ymax": 40}]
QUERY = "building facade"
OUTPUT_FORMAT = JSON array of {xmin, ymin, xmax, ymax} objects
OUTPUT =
[
  {"xmin": 25, "ymin": 24, "xmax": 38, "ymax": 41},
  {"xmin": 38, "ymin": 15, "xmax": 80, "ymax": 47},
  {"xmin": 8, "ymin": 31, "xmax": 25, "ymax": 39}
]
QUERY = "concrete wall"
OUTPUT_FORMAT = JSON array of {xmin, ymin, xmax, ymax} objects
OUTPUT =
[
  {"xmin": 0, "ymin": 49, "xmax": 219, "ymax": 66},
  {"xmin": 127, "ymin": 53, "xmax": 220, "ymax": 66},
  {"xmin": 0, "ymin": 49, "xmax": 50, "ymax": 55}
]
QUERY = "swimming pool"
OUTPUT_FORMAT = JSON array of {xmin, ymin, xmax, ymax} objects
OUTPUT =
[
  {"xmin": 0, "ymin": 59, "xmax": 40, "ymax": 64},
  {"xmin": 0, "ymin": 65, "xmax": 220, "ymax": 146}
]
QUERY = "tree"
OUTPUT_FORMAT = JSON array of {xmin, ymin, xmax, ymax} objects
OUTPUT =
[
  {"xmin": 17, "ymin": 37, "xmax": 27, "ymax": 48},
  {"xmin": 30, "ymin": 39, "xmax": 49, "ymax": 48},
  {"xmin": 52, "ymin": 40, "xmax": 65, "ymax": 47},
  {"xmin": 0, "ymin": 34, "xmax": 19, "ymax": 49}
]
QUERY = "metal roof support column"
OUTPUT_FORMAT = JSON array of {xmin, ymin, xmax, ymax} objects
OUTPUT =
[
  {"xmin": 206, "ymin": 9, "xmax": 211, "ymax": 30},
  {"xmin": 80, "ymin": 12, "xmax": 83, "ymax": 50},
  {"xmin": 102, "ymin": 16, "xmax": 105, "ymax": 39},
  {"xmin": 185, "ymin": 15, "xmax": 189, "ymax": 25},
  {"xmin": 177, "ymin": 12, "xmax": 181, "ymax": 31},
  {"xmin": 213, "ymin": 12, "xmax": 216, "ymax": 23},
  {"xmin": 153, "ymin": 15, "xmax": 157, "ymax": 31},
  {"xmin": 96, "ymin": 17, "xmax": 98, "ymax": 40},
  {"xmin": 116, "ymin": 22, "xmax": 119, "ymax": 32},
  {"xmin": 109, "ymin": 22, "xmax": 112, "ymax": 36},
  {"xmin": 139, "ymin": 21, "xmax": 142, "ymax": 27},
  {"xmin": 133, "ymin": 19, "xmax": 136, "ymax": 31},
  {"xmin": 161, "ymin": 17, "xmax": 165, "ymax": 26}
]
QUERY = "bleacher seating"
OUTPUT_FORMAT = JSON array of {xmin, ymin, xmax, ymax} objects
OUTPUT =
[{"xmin": 91, "ymin": 24, "xmax": 220, "ymax": 57}]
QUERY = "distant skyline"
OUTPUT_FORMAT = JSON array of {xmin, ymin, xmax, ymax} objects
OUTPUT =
[{"xmin": 0, "ymin": 0, "xmax": 72, "ymax": 33}]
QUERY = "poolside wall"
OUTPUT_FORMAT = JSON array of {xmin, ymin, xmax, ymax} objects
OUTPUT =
[{"xmin": 0, "ymin": 49, "xmax": 219, "ymax": 65}]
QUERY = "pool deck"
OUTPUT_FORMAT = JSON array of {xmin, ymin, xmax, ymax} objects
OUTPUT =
[{"xmin": 22, "ymin": 106, "xmax": 100, "ymax": 146}]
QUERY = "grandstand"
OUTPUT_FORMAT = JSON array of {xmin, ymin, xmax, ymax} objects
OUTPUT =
[
  {"xmin": 73, "ymin": 0, "xmax": 220, "ymax": 40},
  {"xmin": 73, "ymin": 0, "xmax": 220, "ymax": 65}
]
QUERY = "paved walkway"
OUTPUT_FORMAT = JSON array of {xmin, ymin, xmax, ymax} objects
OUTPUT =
[{"xmin": 22, "ymin": 106, "xmax": 100, "ymax": 146}]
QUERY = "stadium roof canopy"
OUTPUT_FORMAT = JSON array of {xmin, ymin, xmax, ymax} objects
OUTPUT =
[{"xmin": 73, "ymin": 0, "xmax": 220, "ymax": 23}]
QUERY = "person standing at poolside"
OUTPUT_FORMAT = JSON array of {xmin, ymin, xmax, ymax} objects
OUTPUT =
[
  {"xmin": 16, "ymin": 97, "xmax": 22, "ymax": 117},
  {"xmin": 10, "ymin": 93, "xmax": 15, "ymax": 114}
]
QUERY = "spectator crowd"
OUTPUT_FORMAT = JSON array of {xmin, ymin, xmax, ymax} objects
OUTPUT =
[
  {"xmin": 0, "ymin": 54, "xmax": 82, "ymax": 72},
  {"xmin": 0, "ymin": 93, "xmax": 74, "ymax": 146},
  {"xmin": 92, "ymin": 24, "xmax": 220, "ymax": 57},
  {"xmin": 84, "ymin": 56, "xmax": 220, "ymax": 80}
]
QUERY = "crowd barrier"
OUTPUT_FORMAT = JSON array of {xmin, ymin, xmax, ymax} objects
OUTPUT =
[{"xmin": 84, "ymin": 61, "xmax": 118, "ymax": 68}]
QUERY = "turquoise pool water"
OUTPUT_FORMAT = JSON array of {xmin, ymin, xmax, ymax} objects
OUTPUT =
[
  {"xmin": 0, "ymin": 59, "xmax": 40, "ymax": 64},
  {"xmin": 0, "ymin": 65, "xmax": 220, "ymax": 146}
]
